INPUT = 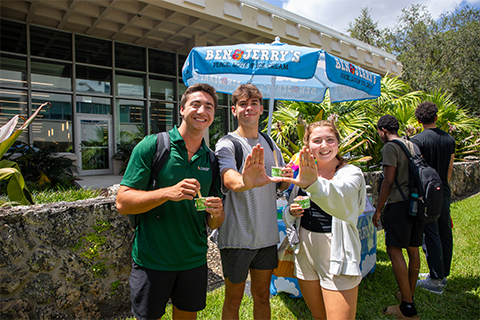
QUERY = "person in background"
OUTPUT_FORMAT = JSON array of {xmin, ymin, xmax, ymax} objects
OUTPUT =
[
  {"xmin": 282, "ymin": 120, "xmax": 366, "ymax": 320},
  {"xmin": 116, "ymin": 83, "xmax": 224, "ymax": 320},
  {"xmin": 373, "ymin": 115, "xmax": 422, "ymax": 320},
  {"xmin": 214, "ymin": 84, "xmax": 292, "ymax": 320},
  {"xmin": 411, "ymin": 101, "xmax": 455, "ymax": 294}
]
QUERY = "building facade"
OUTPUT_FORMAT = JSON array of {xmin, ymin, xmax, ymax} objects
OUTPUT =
[{"xmin": 0, "ymin": 0, "xmax": 401, "ymax": 176}]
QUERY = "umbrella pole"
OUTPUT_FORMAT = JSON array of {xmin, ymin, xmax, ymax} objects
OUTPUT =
[{"xmin": 267, "ymin": 77, "xmax": 276, "ymax": 136}]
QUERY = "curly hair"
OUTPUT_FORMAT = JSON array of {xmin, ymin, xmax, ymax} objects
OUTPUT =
[
  {"xmin": 415, "ymin": 101, "xmax": 438, "ymax": 124},
  {"xmin": 377, "ymin": 115, "xmax": 399, "ymax": 133},
  {"xmin": 180, "ymin": 83, "xmax": 218, "ymax": 111}
]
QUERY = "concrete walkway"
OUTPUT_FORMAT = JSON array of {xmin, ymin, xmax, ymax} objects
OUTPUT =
[{"xmin": 74, "ymin": 175, "xmax": 123, "ymax": 190}]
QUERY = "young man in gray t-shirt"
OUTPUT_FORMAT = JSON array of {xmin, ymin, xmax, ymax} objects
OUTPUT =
[{"xmin": 215, "ymin": 84, "xmax": 292, "ymax": 319}]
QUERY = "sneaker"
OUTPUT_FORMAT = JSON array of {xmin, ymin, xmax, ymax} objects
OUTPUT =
[
  {"xmin": 418, "ymin": 273, "xmax": 429, "ymax": 279},
  {"xmin": 441, "ymin": 277, "xmax": 447, "ymax": 287},
  {"xmin": 417, "ymin": 275, "xmax": 444, "ymax": 294}
]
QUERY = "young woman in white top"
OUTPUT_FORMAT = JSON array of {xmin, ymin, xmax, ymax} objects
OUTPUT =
[{"xmin": 282, "ymin": 120, "xmax": 366, "ymax": 320}]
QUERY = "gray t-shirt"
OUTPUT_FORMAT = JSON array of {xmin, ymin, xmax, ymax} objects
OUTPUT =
[
  {"xmin": 382, "ymin": 138, "xmax": 420, "ymax": 203},
  {"xmin": 215, "ymin": 132, "xmax": 285, "ymax": 249}
]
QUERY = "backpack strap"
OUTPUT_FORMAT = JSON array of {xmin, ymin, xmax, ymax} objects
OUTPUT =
[
  {"xmin": 223, "ymin": 135, "xmax": 244, "ymax": 171},
  {"xmin": 223, "ymin": 131, "xmax": 276, "ymax": 172},
  {"xmin": 389, "ymin": 139, "xmax": 411, "ymax": 202},
  {"xmin": 390, "ymin": 139, "xmax": 413, "ymax": 158},
  {"xmin": 259, "ymin": 131, "xmax": 275, "ymax": 152},
  {"xmin": 129, "ymin": 132, "xmax": 171, "ymax": 231},
  {"xmin": 150, "ymin": 131, "xmax": 171, "ymax": 190}
]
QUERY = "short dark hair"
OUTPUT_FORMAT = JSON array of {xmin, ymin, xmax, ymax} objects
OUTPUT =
[
  {"xmin": 232, "ymin": 84, "xmax": 263, "ymax": 106},
  {"xmin": 377, "ymin": 115, "xmax": 399, "ymax": 133},
  {"xmin": 180, "ymin": 83, "xmax": 218, "ymax": 111},
  {"xmin": 415, "ymin": 101, "xmax": 438, "ymax": 124}
]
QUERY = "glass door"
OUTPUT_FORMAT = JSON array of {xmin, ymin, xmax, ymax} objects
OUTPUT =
[{"xmin": 76, "ymin": 115, "xmax": 113, "ymax": 176}]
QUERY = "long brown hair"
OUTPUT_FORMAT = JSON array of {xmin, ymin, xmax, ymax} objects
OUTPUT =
[{"xmin": 303, "ymin": 120, "xmax": 347, "ymax": 167}]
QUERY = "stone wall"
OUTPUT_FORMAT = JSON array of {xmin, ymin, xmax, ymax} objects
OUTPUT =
[
  {"xmin": 0, "ymin": 198, "xmax": 132, "ymax": 319},
  {"xmin": 0, "ymin": 161, "xmax": 478, "ymax": 319},
  {"xmin": 365, "ymin": 160, "xmax": 480, "ymax": 205}
]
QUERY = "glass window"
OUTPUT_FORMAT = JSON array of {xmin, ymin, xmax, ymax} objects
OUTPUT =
[
  {"xmin": 209, "ymin": 107, "xmax": 228, "ymax": 149},
  {"xmin": 149, "ymin": 76, "xmax": 174, "ymax": 101},
  {"xmin": 178, "ymin": 82, "xmax": 187, "ymax": 102},
  {"xmin": 0, "ymin": 20, "xmax": 27, "ymax": 54},
  {"xmin": 116, "ymin": 73, "xmax": 144, "ymax": 98},
  {"xmin": 76, "ymin": 96, "xmax": 111, "ymax": 115},
  {"xmin": 149, "ymin": 49, "xmax": 175, "ymax": 75},
  {"xmin": 76, "ymin": 65, "xmax": 111, "ymax": 94},
  {"xmin": 75, "ymin": 35, "xmax": 112, "ymax": 66},
  {"xmin": 149, "ymin": 101, "xmax": 174, "ymax": 134},
  {"xmin": 31, "ymin": 59, "xmax": 72, "ymax": 91},
  {"xmin": 116, "ymin": 99, "xmax": 145, "ymax": 144},
  {"xmin": 31, "ymin": 93, "xmax": 73, "ymax": 153},
  {"xmin": 30, "ymin": 26, "xmax": 71, "ymax": 61},
  {"xmin": 0, "ymin": 89, "xmax": 28, "ymax": 145},
  {"xmin": 178, "ymin": 54, "xmax": 186, "ymax": 77},
  {"xmin": 218, "ymin": 92, "xmax": 229, "ymax": 107},
  {"xmin": 115, "ymin": 43, "xmax": 145, "ymax": 71},
  {"xmin": 0, "ymin": 54, "xmax": 27, "ymax": 88}
]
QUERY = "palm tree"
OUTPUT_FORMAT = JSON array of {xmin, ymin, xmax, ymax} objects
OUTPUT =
[{"xmin": 269, "ymin": 74, "xmax": 480, "ymax": 166}]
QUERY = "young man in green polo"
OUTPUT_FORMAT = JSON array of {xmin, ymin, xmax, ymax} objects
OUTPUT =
[{"xmin": 116, "ymin": 83, "xmax": 224, "ymax": 320}]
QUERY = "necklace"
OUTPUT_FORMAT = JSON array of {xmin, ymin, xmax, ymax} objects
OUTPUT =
[
  {"xmin": 235, "ymin": 129, "xmax": 244, "ymax": 138},
  {"xmin": 185, "ymin": 145, "xmax": 198, "ymax": 154}
]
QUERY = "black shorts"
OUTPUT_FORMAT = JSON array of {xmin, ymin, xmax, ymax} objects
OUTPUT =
[
  {"xmin": 220, "ymin": 245, "xmax": 278, "ymax": 284},
  {"xmin": 382, "ymin": 201, "xmax": 424, "ymax": 248},
  {"xmin": 129, "ymin": 261, "xmax": 207, "ymax": 320}
]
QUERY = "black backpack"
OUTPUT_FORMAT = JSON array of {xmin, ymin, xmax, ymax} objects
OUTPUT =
[
  {"xmin": 390, "ymin": 139, "xmax": 443, "ymax": 223},
  {"xmin": 128, "ymin": 131, "xmax": 219, "ymax": 228},
  {"xmin": 223, "ymin": 131, "xmax": 275, "ymax": 171}
]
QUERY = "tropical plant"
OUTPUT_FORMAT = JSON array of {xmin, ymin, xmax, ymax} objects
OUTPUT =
[
  {"xmin": 269, "ymin": 75, "xmax": 480, "ymax": 168},
  {"xmin": 113, "ymin": 141, "xmax": 136, "ymax": 175},
  {"xmin": 267, "ymin": 95, "xmax": 373, "ymax": 164},
  {"xmin": 0, "ymin": 102, "xmax": 50, "ymax": 205},
  {"xmin": 4, "ymin": 142, "xmax": 78, "ymax": 190}
]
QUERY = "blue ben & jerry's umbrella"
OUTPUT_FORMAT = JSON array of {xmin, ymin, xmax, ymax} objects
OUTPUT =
[{"xmin": 182, "ymin": 37, "xmax": 382, "ymax": 134}]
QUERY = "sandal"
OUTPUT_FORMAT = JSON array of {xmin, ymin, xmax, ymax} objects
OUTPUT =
[{"xmin": 382, "ymin": 305, "xmax": 420, "ymax": 320}]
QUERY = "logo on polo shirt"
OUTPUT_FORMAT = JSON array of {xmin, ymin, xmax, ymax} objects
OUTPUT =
[{"xmin": 198, "ymin": 166, "xmax": 210, "ymax": 172}]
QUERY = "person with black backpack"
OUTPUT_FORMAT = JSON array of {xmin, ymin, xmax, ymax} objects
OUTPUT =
[
  {"xmin": 411, "ymin": 102, "xmax": 456, "ymax": 294},
  {"xmin": 373, "ymin": 115, "xmax": 423, "ymax": 320},
  {"xmin": 214, "ymin": 84, "xmax": 293, "ymax": 320},
  {"xmin": 116, "ymin": 83, "xmax": 224, "ymax": 320}
]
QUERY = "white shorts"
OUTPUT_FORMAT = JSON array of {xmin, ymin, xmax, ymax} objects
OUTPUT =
[{"xmin": 294, "ymin": 226, "xmax": 362, "ymax": 291}]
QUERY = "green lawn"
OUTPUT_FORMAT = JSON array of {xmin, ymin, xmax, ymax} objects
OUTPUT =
[{"xmin": 124, "ymin": 193, "xmax": 480, "ymax": 319}]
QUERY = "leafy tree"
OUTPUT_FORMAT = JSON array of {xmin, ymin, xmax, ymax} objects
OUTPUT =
[
  {"xmin": 347, "ymin": 7, "xmax": 389, "ymax": 51},
  {"xmin": 349, "ymin": 4, "xmax": 480, "ymax": 116}
]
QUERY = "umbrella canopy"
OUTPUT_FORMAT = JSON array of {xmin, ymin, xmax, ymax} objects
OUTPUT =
[{"xmin": 182, "ymin": 38, "xmax": 382, "ymax": 134}]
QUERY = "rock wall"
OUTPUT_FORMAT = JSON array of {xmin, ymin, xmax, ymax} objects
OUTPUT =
[
  {"xmin": 0, "ymin": 161, "xmax": 478, "ymax": 319},
  {"xmin": 366, "ymin": 160, "xmax": 480, "ymax": 205},
  {"xmin": 0, "ymin": 198, "xmax": 132, "ymax": 319}
]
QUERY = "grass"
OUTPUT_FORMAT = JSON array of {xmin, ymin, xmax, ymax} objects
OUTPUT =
[
  {"xmin": 115, "ymin": 193, "xmax": 480, "ymax": 319},
  {"xmin": 0, "ymin": 187, "xmax": 104, "ymax": 206}
]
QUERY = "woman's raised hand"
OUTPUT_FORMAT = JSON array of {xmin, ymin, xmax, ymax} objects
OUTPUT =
[{"xmin": 282, "ymin": 146, "xmax": 318, "ymax": 189}]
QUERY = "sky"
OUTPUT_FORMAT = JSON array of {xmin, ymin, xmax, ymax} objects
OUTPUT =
[{"xmin": 262, "ymin": 0, "xmax": 480, "ymax": 33}]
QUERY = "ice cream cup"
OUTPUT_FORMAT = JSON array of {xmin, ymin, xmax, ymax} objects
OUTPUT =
[
  {"xmin": 294, "ymin": 196, "xmax": 310, "ymax": 209},
  {"xmin": 271, "ymin": 167, "xmax": 283, "ymax": 177},
  {"xmin": 195, "ymin": 197, "xmax": 207, "ymax": 211}
]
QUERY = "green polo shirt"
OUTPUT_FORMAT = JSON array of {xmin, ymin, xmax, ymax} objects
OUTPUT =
[{"xmin": 120, "ymin": 126, "xmax": 219, "ymax": 271}]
